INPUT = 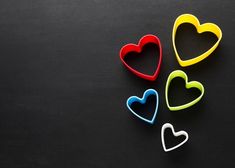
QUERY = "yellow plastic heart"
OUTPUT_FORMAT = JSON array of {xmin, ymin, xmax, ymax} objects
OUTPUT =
[{"xmin": 172, "ymin": 14, "xmax": 222, "ymax": 67}]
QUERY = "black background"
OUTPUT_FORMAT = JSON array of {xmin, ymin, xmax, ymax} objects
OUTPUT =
[{"xmin": 0, "ymin": 0, "xmax": 234, "ymax": 167}]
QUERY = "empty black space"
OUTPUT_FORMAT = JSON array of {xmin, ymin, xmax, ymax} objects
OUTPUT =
[
  {"xmin": 130, "ymin": 95, "xmax": 156, "ymax": 120},
  {"xmin": 167, "ymin": 77, "xmax": 201, "ymax": 106},
  {"xmin": 163, "ymin": 127, "xmax": 187, "ymax": 150},
  {"xmin": 124, "ymin": 43, "xmax": 159, "ymax": 75},
  {"xmin": 0, "ymin": 0, "xmax": 234, "ymax": 168},
  {"xmin": 175, "ymin": 23, "xmax": 218, "ymax": 60}
]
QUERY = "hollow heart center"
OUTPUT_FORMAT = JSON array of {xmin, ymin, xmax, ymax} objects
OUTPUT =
[
  {"xmin": 168, "ymin": 77, "xmax": 201, "ymax": 106},
  {"xmin": 176, "ymin": 23, "xmax": 218, "ymax": 60},
  {"xmin": 124, "ymin": 43, "xmax": 160, "ymax": 75},
  {"xmin": 164, "ymin": 128, "xmax": 186, "ymax": 149},
  {"xmin": 130, "ymin": 95, "xmax": 156, "ymax": 120}
]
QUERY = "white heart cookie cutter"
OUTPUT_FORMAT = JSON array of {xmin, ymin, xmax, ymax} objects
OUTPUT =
[{"xmin": 161, "ymin": 123, "xmax": 189, "ymax": 152}]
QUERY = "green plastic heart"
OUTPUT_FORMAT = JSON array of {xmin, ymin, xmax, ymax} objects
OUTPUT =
[{"xmin": 165, "ymin": 70, "xmax": 204, "ymax": 111}]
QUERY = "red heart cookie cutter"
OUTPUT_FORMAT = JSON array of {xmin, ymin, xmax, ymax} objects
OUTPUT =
[{"xmin": 119, "ymin": 34, "xmax": 162, "ymax": 81}]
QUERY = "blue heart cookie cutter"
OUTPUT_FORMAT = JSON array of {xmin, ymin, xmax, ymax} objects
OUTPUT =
[{"xmin": 126, "ymin": 89, "xmax": 159, "ymax": 124}]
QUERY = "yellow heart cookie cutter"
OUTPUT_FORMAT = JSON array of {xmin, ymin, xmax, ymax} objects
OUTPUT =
[{"xmin": 172, "ymin": 14, "xmax": 222, "ymax": 67}]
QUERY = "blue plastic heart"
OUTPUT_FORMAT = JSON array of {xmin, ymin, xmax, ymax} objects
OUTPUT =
[{"xmin": 126, "ymin": 89, "xmax": 159, "ymax": 124}]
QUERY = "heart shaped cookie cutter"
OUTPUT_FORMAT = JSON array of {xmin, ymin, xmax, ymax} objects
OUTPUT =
[
  {"xmin": 172, "ymin": 14, "xmax": 222, "ymax": 67},
  {"xmin": 165, "ymin": 70, "xmax": 204, "ymax": 111},
  {"xmin": 120, "ymin": 34, "xmax": 162, "ymax": 81},
  {"xmin": 161, "ymin": 123, "xmax": 189, "ymax": 152},
  {"xmin": 126, "ymin": 89, "xmax": 159, "ymax": 124}
]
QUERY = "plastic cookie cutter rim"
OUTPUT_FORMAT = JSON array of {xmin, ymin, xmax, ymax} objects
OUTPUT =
[
  {"xmin": 120, "ymin": 34, "xmax": 162, "ymax": 81},
  {"xmin": 165, "ymin": 70, "xmax": 204, "ymax": 111},
  {"xmin": 126, "ymin": 89, "xmax": 159, "ymax": 124},
  {"xmin": 161, "ymin": 123, "xmax": 189, "ymax": 152},
  {"xmin": 172, "ymin": 13, "xmax": 222, "ymax": 67}
]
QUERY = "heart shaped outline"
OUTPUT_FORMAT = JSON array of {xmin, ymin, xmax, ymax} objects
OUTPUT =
[
  {"xmin": 120, "ymin": 34, "xmax": 162, "ymax": 81},
  {"xmin": 126, "ymin": 89, "xmax": 159, "ymax": 124},
  {"xmin": 165, "ymin": 70, "xmax": 204, "ymax": 111},
  {"xmin": 172, "ymin": 14, "xmax": 222, "ymax": 67},
  {"xmin": 161, "ymin": 123, "xmax": 189, "ymax": 152}
]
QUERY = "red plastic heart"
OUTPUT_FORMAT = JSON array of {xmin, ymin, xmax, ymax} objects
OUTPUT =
[{"xmin": 119, "ymin": 34, "xmax": 162, "ymax": 81}]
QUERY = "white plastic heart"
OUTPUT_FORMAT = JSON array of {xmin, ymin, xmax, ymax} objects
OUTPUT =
[{"xmin": 161, "ymin": 123, "xmax": 189, "ymax": 152}]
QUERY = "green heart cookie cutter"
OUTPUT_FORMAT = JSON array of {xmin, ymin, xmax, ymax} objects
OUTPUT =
[{"xmin": 165, "ymin": 70, "xmax": 204, "ymax": 111}]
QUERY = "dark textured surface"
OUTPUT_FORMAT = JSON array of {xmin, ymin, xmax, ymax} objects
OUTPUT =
[{"xmin": 0, "ymin": 0, "xmax": 234, "ymax": 167}]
